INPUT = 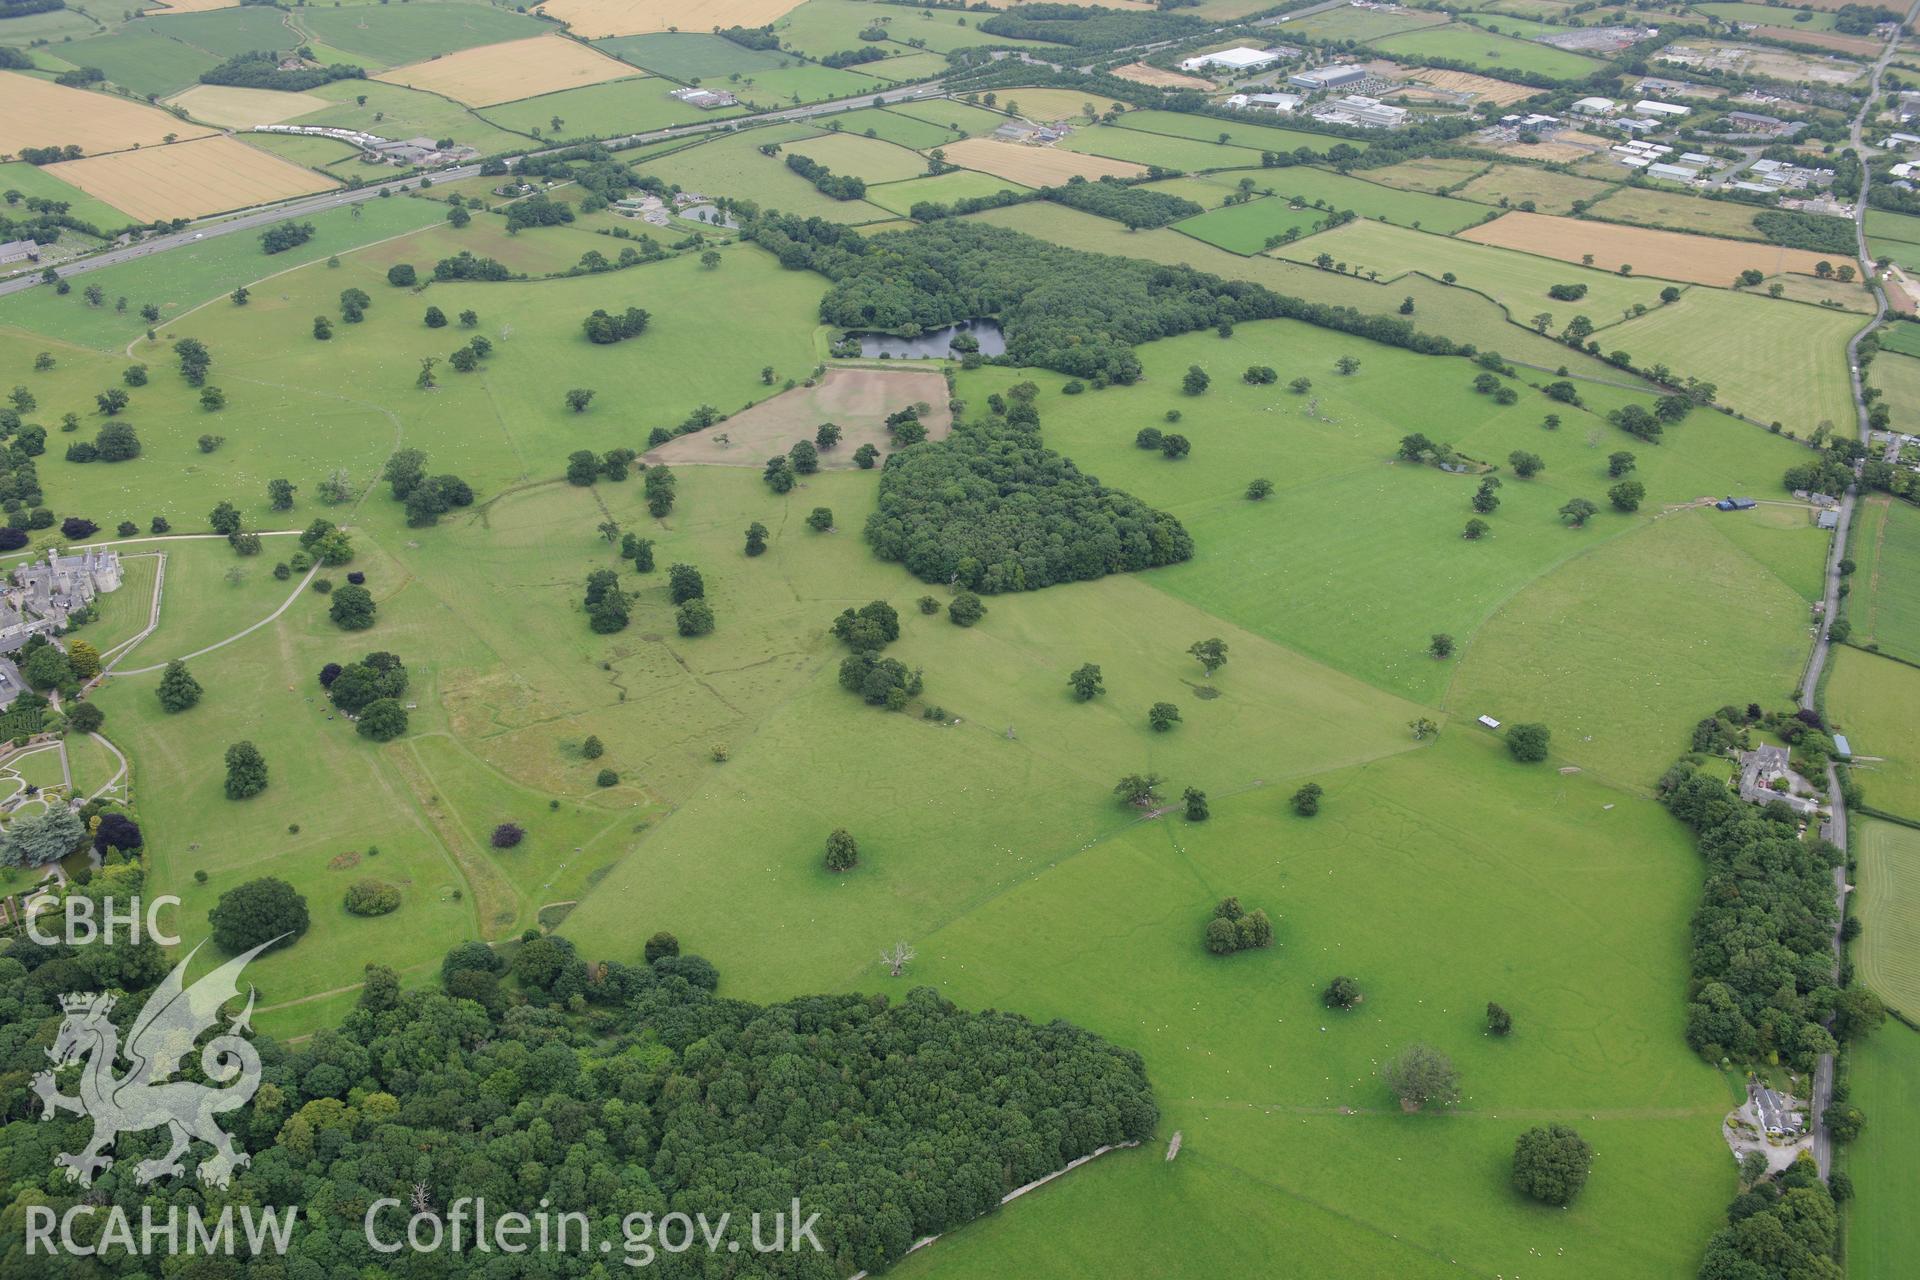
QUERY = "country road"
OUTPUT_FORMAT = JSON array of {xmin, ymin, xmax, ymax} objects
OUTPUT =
[
  {"xmin": 0, "ymin": 76, "xmax": 954, "ymax": 298},
  {"xmin": 1803, "ymin": 0, "xmax": 1918, "ymax": 1180}
]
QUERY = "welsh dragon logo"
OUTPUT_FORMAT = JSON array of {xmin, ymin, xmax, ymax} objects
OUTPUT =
[{"xmin": 32, "ymin": 938, "xmax": 278, "ymax": 1188}]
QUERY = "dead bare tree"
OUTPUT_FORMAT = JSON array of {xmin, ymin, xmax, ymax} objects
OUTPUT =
[{"xmin": 881, "ymin": 941, "xmax": 916, "ymax": 977}]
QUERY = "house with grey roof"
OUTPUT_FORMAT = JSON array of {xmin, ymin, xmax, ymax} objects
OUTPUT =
[{"xmin": 1736, "ymin": 744, "xmax": 1820, "ymax": 817}]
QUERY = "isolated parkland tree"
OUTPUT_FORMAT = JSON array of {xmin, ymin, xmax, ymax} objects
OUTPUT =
[
  {"xmin": 157, "ymin": 660, "xmax": 202, "ymax": 712},
  {"xmin": 1068, "ymin": 663, "xmax": 1105, "ymax": 701},
  {"xmin": 223, "ymin": 740, "xmax": 269, "ymax": 800}
]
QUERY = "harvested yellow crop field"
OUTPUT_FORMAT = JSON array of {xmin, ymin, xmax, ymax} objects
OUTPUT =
[
  {"xmin": 0, "ymin": 72, "xmax": 216, "ymax": 156},
  {"xmin": 1111, "ymin": 62, "xmax": 1216, "ymax": 90},
  {"xmin": 1000, "ymin": 87, "xmax": 1133, "ymax": 121},
  {"xmin": 942, "ymin": 138, "xmax": 1146, "ymax": 185},
  {"xmin": 533, "ymin": 0, "xmax": 799, "ymax": 39},
  {"xmin": 46, "ymin": 135, "xmax": 338, "ymax": 221},
  {"xmin": 1459, "ymin": 210, "xmax": 1834, "ymax": 284},
  {"xmin": 1403, "ymin": 66, "xmax": 1540, "ymax": 106},
  {"xmin": 165, "ymin": 84, "xmax": 332, "ymax": 128},
  {"xmin": 375, "ymin": 35, "xmax": 640, "ymax": 108}
]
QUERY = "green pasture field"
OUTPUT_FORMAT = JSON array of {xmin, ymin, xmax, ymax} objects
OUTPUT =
[
  {"xmin": 1851, "ymin": 494, "xmax": 1920, "ymax": 662},
  {"xmin": 1275, "ymin": 5, "xmax": 1450, "ymax": 41},
  {"xmin": 1695, "ymin": 3, "xmax": 1842, "ymax": 30},
  {"xmin": 1172, "ymin": 197, "xmax": 1341, "ymax": 254},
  {"xmin": 571, "ymin": 678, "xmax": 1731, "ymax": 1280},
  {"xmin": 1869, "ymin": 350, "xmax": 1920, "ymax": 433},
  {"xmin": 62, "ymin": 27, "xmax": 221, "ymax": 98},
  {"xmin": 1702, "ymin": 497, "xmax": 1828, "ymax": 604},
  {"xmin": 1828, "ymin": 648, "xmax": 1920, "ymax": 824},
  {"xmin": 144, "ymin": 5, "xmax": 300, "ymax": 58},
  {"xmin": 1865, "ymin": 209, "xmax": 1920, "ymax": 247},
  {"xmin": 858, "ymin": 51, "xmax": 951, "ymax": 84},
  {"xmin": 1474, "ymin": 0, "xmax": 1580, "ymax": 17},
  {"xmin": 1447, "ymin": 510, "xmax": 1813, "ymax": 785},
  {"xmin": 1880, "ymin": 319, "xmax": 1920, "ymax": 358},
  {"xmin": 92, "ymin": 236, "xmax": 825, "ymax": 521},
  {"xmin": 887, "ymin": 96, "xmax": 1011, "ymax": 137},
  {"xmin": 1112, "ymin": 110, "xmax": 1366, "ymax": 160},
  {"xmin": 0, "ymin": 5, "xmax": 102, "ymax": 44},
  {"xmin": 1058, "ymin": 125, "xmax": 1268, "ymax": 173},
  {"xmin": 1451, "ymin": 163, "xmax": 1618, "ymax": 214},
  {"xmin": 808, "ymin": 106, "xmax": 962, "ymax": 149},
  {"xmin": 727, "ymin": 63, "xmax": 891, "ymax": 111},
  {"xmin": 1760, "ymin": 272, "xmax": 1876, "ymax": 313},
  {"xmin": 1599, "ymin": 287, "xmax": 1859, "ymax": 433},
  {"xmin": 1376, "ymin": 24, "xmax": 1605, "ymax": 80},
  {"xmin": 595, "ymin": 32, "xmax": 806, "ymax": 82},
  {"xmin": 289, "ymin": 79, "xmax": 530, "ymax": 155},
  {"xmin": 962, "ymin": 200, "xmax": 1653, "ymax": 388},
  {"xmin": 1199, "ymin": 166, "xmax": 1491, "ymax": 232},
  {"xmin": 0, "ymin": 195, "xmax": 446, "ymax": 350},
  {"xmin": 1363, "ymin": 155, "xmax": 1491, "ymax": 191},
  {"xmin": 1584, "ymin": 185, "xmax": 1766, "ymax": 239},
  {"xmin": 633, "ymin": 126, "xmax": 893, "ymax": 222},
  {"xmin": 784, "ymin": 130, "xmax": 931, "ymax": 184},
  {"xmin": 772, "ymin": 0, "xmax": 1057, "ymax": 58},
  {"xmin": 1270, "ymin": 219, "xmax": 1673, "ymax": 325},
  {"xmin": 1852, "ymin": 815, "xmax": 1920, "ymax": 1019},
  {"xmin": 1846, "ymin": 1022, "xmax": 1920, "ymax": 1280},
  {"xmin": 947, "ymin": 307, "xmax": 1798, "ymax": 708},
  {"xmin": 864, "ymin": 168, "xmax": 1029, "ymax": 216},
  {"xmin": 0, "ymin": 159, "xmax": 137, "ymax": 228},
  {"xmin": 240, "ymin": 131, "xmax": 365, "ymax": 170},
  {"xmin": 477, "ymin": 78, "xmax": 732, "ymax": 142},
  {"xmin": 294, "ymin": 3, "xmax": 550, "ymax": 68},
  {"xmin": 1867, "ymin": 238, "xmax": 1919, "ymax": 270}
]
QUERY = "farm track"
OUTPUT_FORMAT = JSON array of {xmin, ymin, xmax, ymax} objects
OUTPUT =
[{"xmin": 1804, "ymin": 0, "xmax": 1920, "ymax": 1180}]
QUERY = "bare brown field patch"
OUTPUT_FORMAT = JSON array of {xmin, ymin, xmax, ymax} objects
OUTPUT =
[
  {"xmin": 1402, "ymin": 66, "xmax": 1541, "ymax": 105},
  {"xmin": 165, "ymin": 84, "xmax": 332, "ymax": 128},
  {"xmin": 1458, "ymin": 210, "xmax": 1835, "ymax": 284},
  {"xmin": 642, "ymin": 368, "xmax": 952, "ymax": 469},
  {"xmin": 942, "ymin": 137, "xmax": 1146, "ymax": 185},
  {"xmin": 1111, "ymin": 62, "xmax": 1216, "ymax": 90},
  {"xmin": 0, "ymin": 72, "xmax": 217, "ymax": 156},
  {"xmin": 375, "ymin": 35, "xmax": 640, "ymax": 108},
  {"xmin": 1493, "ymin": 129, "xmax": 1611, "ymax": 162},
  {"xmin": 1752, "ymin": 26, "xmax": 1884, "ymax": 55},
  {"xmin": 533, "ymin": 0, "xmax": 799, "ymax": 39},
  {"xmin": 46, "ymin": 135, "xmax": 338, "ymax": 221}
]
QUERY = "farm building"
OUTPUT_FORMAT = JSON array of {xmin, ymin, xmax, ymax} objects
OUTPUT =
[
  {"xmin": 1476, "ymin": 715, "xmax": 1501, "ymax": 729},
  {"xmin": 670, "ymin": 86, "xmax": 736, "ymax": 109},
  {"xmin": 1816, "ymin": 509, "xmax": 1839, "ymax": 530},
  {"xmin": 1571, "ymin": 96, "xmax": 1619, "ymax": 115},
  {"xmin": 1180, "ymin": 46, "xmax": 1286, "ymax": 73},
  {"xmin": 1736, "ymin": 744, "xmax": 1821, "ymax": 817},
  {"xmin": 1833, "ymin": 734, "xmax": 1852, "ymax": 758},
  {"xmin": 1716, "ymin": 497, "xmax": 1757, "ymax": 510},
  {"xmin": 1290, "ymin": 64, "xmax": 1369, "ymax": 92}
]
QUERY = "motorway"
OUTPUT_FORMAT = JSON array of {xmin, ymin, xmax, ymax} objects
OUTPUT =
[
  {"xmin": 0, "ymin": 76, "xmax": 954, "ymax": 299},
  {"xmin": 1803, "ymin": 0, "xmax": 1920, "ymax": 1181}
]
